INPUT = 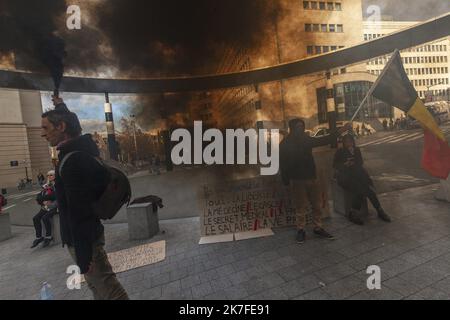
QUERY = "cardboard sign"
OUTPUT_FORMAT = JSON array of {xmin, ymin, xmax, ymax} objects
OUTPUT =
[
  {"xmin": 81, "ymin": 240, "xmax": 166, "ymax": 282},
  {"xmin": 108, "ymin": 240, "xmax": 166, "ymax": 274},
  {"xmin": 200, "ymin": 176, "xmax": 300, "ymax": 237},
  {"xmin": 199, "ymin": 174, "xmax": 331, "ymax": 237}
]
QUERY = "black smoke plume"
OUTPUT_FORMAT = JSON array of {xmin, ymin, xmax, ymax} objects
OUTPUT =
[
  {"xmin": 0, "ymin": 0, "xmax": 67, "ymax": 93},
  {"xmin": 1, "ymin": 0, "xmax": 279, "ymax": 77},
  {"xmin": 93, "ymin": 0, "xmax": 280, "ymax": 76}
]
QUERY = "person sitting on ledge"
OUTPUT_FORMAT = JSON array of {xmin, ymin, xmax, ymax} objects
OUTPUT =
[
  {"xmin": 333, "ymin": 134, "xmax": 391, "ymax": 225},
  {"xmin": 31, "ymin": 170, "xmax": 58, "ymax": 248}
]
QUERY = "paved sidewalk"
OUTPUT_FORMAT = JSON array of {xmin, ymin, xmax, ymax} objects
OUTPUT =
[{"xmin": 0, "ymin": 184, "xmax": 449, "ymax": 300}]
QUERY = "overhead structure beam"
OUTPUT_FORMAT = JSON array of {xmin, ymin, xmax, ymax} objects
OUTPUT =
[{"xmin": 0, "ymin": 13, "xmax": 449, "ymax": 93}]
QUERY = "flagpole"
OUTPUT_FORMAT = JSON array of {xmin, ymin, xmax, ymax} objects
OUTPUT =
[{"xmin": 350, "ymin": 49, "xmax": 400, "ymax": 122}]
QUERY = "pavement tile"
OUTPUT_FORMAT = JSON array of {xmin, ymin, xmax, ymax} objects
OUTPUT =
[
  {"xmin": 191, "ymin": 282, "xmax": 214, "ymax": 299},
  {"xmin": 280, "ymin": 274, "xmax": 322, "ymax": 298},
  {"xmin": 383, "ymin": 277, "xmax": 421, "ymax": 296},
  {"xmin": 406, "ymin": 287, "xmax": 450, "ymax": 300},
  {"xmin": 314, "ymin": 263, "xmax": 357, "ymax": 284},
  {"xmin": 293, "ymin": 288, "xmax": 332, "ymax": 300},
  {"xmin": 398, "ymin": 264, "xmax": 447, "ymax": 289},
  {"xmin": 223, "ymin": 285, "xmax": 249, "ymax": 300},
  {"xmin": 321, "ymin": 275, "xmax": 367, "ymax": 299}
]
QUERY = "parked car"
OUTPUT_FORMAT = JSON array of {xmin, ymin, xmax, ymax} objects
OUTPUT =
[{"xmin": 312, "ymin": 127, "xmax": 330, "ymax": 137}]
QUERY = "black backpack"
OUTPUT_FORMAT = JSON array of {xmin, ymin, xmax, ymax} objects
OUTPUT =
[{"xmin": 59, "ymin": 151, "xmax": 131, "ymax": 220}]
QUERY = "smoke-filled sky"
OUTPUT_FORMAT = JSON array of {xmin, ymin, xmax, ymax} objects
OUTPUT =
[
  {"xmin": 4, "ymin": 0, "xmax": 449, "ymax": 133},
  {"xmin": 363, "ymin": 0, "xmax": 450, "ymax": 20},
  {"xmin": 2, "ymin": 0, "xmax": 448, "ymax": 77}
]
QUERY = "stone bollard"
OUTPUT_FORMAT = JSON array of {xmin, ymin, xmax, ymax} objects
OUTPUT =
[
  {"xmin": 127, "ymin": 202, "xmax": 160, "ymax": 240},
  {"xmin": 435, "ymin": 175, "xmax": 450, "ymax": 203},
  {"xmin": 0, "ymin": 212, "xmax": 12, "ymax": 242},
  {"xmin": 41, "ymin": 213, "xmax": 61, "ymax": 245},
  {"xmin": 332, "ymin": 179, "xmax": 368, "ymax": 218},
  {"xmin": 51, "ymin": 214, "xmax": 61, "ymax": 245}
]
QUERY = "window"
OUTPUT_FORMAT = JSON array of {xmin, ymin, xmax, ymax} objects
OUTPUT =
[
  {"xmin": 319, "ymin": 2, "xmax": 326, "ymax": 10},
  {"xmin": 323, "ymin": 46, "xmax": 329, "ymax": 53},
  {"xmin": 364, "ymin": 34, "xmax": 368, "ymax": 41},
  {"xmin": 336, "ymin": 24, "xmax": 343, "ymax": 32},
  {"xmin": 303, "ymin": 1, "xmax": 310, "ymax": 9},
  {"xmin": 307, "ymin": 46, "xmax": 314, "ymax": 55},
  {"xmin": 311, "ymin": 1, "xmax": 318, "ymax": 9},
  {"xmin": 321, "ymin": 24, "xmax": 328, "ymax": 32},
  {"xmin": 315, "ymin": 46, "xmax": 322, "ymax": 54},
  {"xmin": 340, "ymin": 68, "xmax": 346, "ymax": 74},
  {"xmin": 329, "ymin": 24, "xmax": 335, "ymax": 32},
  {"xmin": 313, "ymin": 24, "xmax": 320, "ymax": 32},
  {"xmin": 339, "ymin": 46, "xmax": 344, "ymax": 49},
  {"xmin": 327, "ymin": 2, "xmax": 334, "ymax": 10},
  {"xmin": 305, "ymin": 24, "xmax": 312, "ymax": 32},
  {"xmin": 335, "ymin": 2, "xmax": 341, "ymax": 10},
  {"xmin": 331, "ymin": 46, "xmax": 337, "ymax": 51}
]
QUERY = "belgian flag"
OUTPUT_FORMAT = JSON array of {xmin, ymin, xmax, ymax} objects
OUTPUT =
[
  {"xmin": 371, "ymin": 49, "xmax": 449, "ymax": 179},
  {"xmin": 372, "ymin": 50, "xmax": 445, "ymax": 141}
]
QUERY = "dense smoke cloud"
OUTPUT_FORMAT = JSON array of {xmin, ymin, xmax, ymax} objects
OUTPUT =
[
  {"xmin": 0, "ymin": 0, "xmax": 279, "ymax": 77},
  {"xmin": 0, "ymin": 0, "xmax": 67, "ymax": 89}
]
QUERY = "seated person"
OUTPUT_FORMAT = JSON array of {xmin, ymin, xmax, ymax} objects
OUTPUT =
[
  {"xmin": 31, "ymin": 170, "xmax": 58, "ymax": 248},
  {"xmin": 333, "ymin": 134, "xmax": 391, "ymax": 225}
]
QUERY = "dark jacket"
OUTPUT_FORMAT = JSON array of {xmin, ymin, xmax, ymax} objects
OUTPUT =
[
  {"xmin": 36, "ymin": 183, "xmax": 57, "ymax": 208},
  {"xmin": 55, "ymin": 134, "xmax": 110, "ymax": 274},
  {"xmin": 280, "ymin": 131, "xmax": 338, "ymax": 185},
  {"xmin": 333, "ymin": 147, "xmax": 373, "ymax": 193}
]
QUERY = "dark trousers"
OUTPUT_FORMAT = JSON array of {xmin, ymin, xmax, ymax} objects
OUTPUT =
[
  {"xmin": 68, "ymin": 233, "xmax": 129, "ymax": 300},
  {"xmin": 352, "ymin": 187, "xmax": 381, "ymax": 212},
  {"xmin": 33, "ymin": 208, "xmax": 56, "ymax": 238}
]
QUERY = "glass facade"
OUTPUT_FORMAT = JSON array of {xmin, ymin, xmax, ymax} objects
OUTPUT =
[
  {"xmin": 316, "ymin": 81, "xmax": 393, "ymax": 124},
  {"xmin": 334, "ymin": 81, "xmax": 393, "ymax": 121}
]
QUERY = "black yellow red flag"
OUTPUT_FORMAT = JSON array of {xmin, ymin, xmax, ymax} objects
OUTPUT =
[{"xmin": 371, "ymin": 50, "xmax": 446, "ymax": 141}]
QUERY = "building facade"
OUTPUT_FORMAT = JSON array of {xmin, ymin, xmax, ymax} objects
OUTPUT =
[
  {"xmin": 364, "ymin": 20, "xmax": 450, "ymax": 104},
  {"xmin": 0, "ymin": 88, "xmax": 53, "ymax": 188},
  {"xmin": 206, "ymin": 0, "xmax": 390, "ymax": 132}
]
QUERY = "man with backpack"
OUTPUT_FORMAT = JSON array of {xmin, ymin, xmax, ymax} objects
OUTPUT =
[{"xmin": 41, "ymin": 96, "xmax": 128, "ymax": 300}]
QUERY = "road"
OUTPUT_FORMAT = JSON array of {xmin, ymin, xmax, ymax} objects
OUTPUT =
[{"xmin": 355, "ymin": 122, "xmax": 450, "ymax": 193}]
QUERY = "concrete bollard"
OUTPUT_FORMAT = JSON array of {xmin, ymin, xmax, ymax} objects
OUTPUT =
[
  {"xmin": 435, "ymin": 175, "xmax": 450, "ymax": 203},
  {"xmin": 0, "ymin": 212, "xmax": 12, "ymax": 242},
  {"xmin": 332, "ymin": 180, "xmax": 368, "ymax": 218},
  {"xmin": 127, "ymin": 202, "xmax": 160, "ymax": 240},
  {"xmin": 39, "ymin": 213, "xmax": 61, "ymax": 245},
  {"xmin": 51, "ymin": 214, "xmax": 61, "ymax": 245}
]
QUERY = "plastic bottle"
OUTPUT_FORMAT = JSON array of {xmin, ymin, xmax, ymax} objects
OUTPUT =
[{"xmin": 40, "ymin": 282, "xmax": 54, "ymax": 300}]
